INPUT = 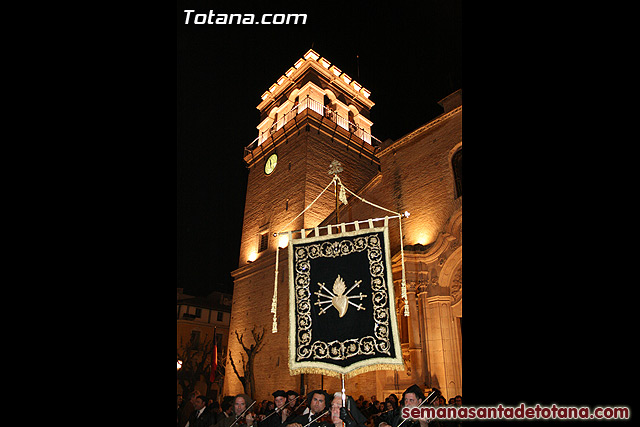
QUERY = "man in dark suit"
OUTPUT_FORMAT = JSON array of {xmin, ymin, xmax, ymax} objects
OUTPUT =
[
  {"xmin": 286, "ymin": 390, "xmax": 303, "ymax": 417},
  {"xmin": 380, "ymin": 385, "xmax": 441, "ymax": 427},
  {"xmin": 261, "ymin": 390, "xmax": 296, "ymax": 427},
  {"xmin": 213, "ymin": 393, "xmax": 258, "ymax": 427},
  {"xmin": 329, "ymin": 392, "xmax": 367, "ymax": 427},
  {"xmin": 186, "ymin": 395, "xmax": 216, "ymax": 427},
  {"xmin": 286, "ymin": 390, "xmax": 330, "ymax": 427}
]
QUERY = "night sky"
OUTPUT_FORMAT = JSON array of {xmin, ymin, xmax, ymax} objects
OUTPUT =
[{"xmin": 177, "ymin": 2, "xmax": 461, "ymax": 296}]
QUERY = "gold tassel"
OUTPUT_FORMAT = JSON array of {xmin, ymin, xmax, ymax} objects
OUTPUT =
[
  {"xmin": 337, "ymin": 178, "xmax": 348, "ymax": 205},
  {"xmin": 398, "ymin": 216, "xmax": 409, "ymax": 316}
]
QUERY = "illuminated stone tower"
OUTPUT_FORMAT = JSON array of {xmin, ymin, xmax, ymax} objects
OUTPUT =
[
  {"xmin": 226, "ymin": 50, "xmax": 463, "ymax": 401},
  {"xmin": 227, "ymin": 50, "xmax": 381, "ymax": 398}
]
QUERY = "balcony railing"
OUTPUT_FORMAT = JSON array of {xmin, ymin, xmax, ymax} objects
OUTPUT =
[{"xmin": 245, "ymin": 96, "xmax": 381, "ymax": 156}]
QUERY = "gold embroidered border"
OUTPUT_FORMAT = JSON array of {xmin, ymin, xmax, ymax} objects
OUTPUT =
[{"xmin": 288, "ymin": 226, "xmax": 404, "ymax": 376}]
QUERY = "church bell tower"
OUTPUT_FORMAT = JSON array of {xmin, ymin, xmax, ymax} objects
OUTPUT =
[
  {"xmin": 227, "ymin": 49, "xmax": 383, "ymax": 398},
  {"xmin": 238, "ymin": 49, "xmax": 380, "ymax": 266}
]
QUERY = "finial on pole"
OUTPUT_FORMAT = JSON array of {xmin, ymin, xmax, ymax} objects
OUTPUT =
[{"xmin": 328, "ymin": 160, "xmax": 343, "ymax": 175}]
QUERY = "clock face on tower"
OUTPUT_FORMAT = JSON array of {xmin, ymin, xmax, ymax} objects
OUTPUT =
[{"xmin": 264, "ymin": 153, "xmax": 278, "ymax": 175}]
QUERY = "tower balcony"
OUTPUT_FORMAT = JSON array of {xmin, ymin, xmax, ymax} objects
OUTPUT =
[{"xmin": 244, "ymin": 95, "xmax": 382, "ymax": 165}]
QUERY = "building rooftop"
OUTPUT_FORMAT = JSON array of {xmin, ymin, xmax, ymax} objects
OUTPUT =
[
  {"xmin": 176, "ymin": 290, "xmax": 233, "ymax": 312},
  {"xmin": 257, "ymin": 49, "xmax": 373, "ymax": 112},
  {"xmin": 245, "ymin": 49, "xmax": 382, "ymax": 161}
]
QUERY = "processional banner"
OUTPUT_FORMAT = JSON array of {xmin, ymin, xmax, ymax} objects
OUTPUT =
[{"xmin": 288, "ymin": 225, "xmax": 404, "ymax": 377}]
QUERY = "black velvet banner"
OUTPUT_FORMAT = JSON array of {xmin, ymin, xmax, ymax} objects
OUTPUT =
[{"xmin": 288, "ymin": 226, "xmax": 404, "ymax": 377}]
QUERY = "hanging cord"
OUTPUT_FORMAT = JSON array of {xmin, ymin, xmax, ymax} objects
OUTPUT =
[
  {"xmin": 271, "ymin": 173, "xmax": 410, "ymax": 336},
  {"xmin": 271, "ymin": 230, "xmax": 293, "ymax": 333},
  {"xmin": 336, "ymin": 175, "xmax": 397, "ymax": 216},
  {"xmin": 279, "ymin": 175, "xmax": 337, "ymax": 232},
  {"xmin": 335, "ymin": 176, "xmax": 410, "ymax": 316},
  {"xmin": 272, "ymin": 242, "xmax": 280, "ymax": 333},
  {"xmin": 398, "ymin": 216, "xmax": 409, "ymax": 316},
  {"xmin": 272, "ymin": 177, "xmax": 337, "ymax": 333}
]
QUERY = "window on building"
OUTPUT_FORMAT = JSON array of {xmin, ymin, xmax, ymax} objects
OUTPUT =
[
  {"xmin": 452, "ymin": 148, "xmax": 462, "ymax": 198},
  {"xmin": 217, "ymin": 311, "xmax": 223, "ymax": 321},
  {"xmin": 190, "ymin": 330, "xmax": 201, "ymax": 345},
  {"xmin": 195, "ymin": 308, "xmax": 202, "ymax": 318},
  {"xmin": 259, "ymin": 232, "xmax": 269, "ymax": 252}
]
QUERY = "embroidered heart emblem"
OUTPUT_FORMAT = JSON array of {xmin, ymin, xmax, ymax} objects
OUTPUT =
[
  {"xmin": 331, "ymin": 275, "xmax": 349, "ymax": 317},
  {"xmin": 332, "ymin": 294, "xmax": 348, "ymax": 317}
]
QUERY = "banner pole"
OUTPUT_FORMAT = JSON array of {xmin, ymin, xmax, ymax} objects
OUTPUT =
[
  {"xmin": 335, "ymin": 177, "xmax": 340, "ymax": 224},
  {"xmin": 328, "ymin": 160, "xmax": 343, "ymax": 225},
  {"xmin": 341, "ymin": 373, "xmax": 346, "ymax": 409}
]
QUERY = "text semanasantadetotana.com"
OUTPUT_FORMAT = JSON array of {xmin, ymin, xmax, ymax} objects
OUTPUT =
[{"xmin": 401, "ymin": 404, "xmax": 630, "ymax": 421}]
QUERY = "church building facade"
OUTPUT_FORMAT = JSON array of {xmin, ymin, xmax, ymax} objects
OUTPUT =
[{"xmin": 225, "ymin": 50, "xmax": 462, "ymax": 402}]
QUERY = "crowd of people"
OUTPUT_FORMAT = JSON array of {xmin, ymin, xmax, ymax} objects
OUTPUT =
[{"xmin": 177, "ymin": 385, "xmax": 463, "ymax": 427}]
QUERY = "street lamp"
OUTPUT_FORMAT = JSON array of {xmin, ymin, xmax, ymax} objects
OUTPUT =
[{"xmin": 177, "ymin": 359, "xmax": 183, "ymax": 370}]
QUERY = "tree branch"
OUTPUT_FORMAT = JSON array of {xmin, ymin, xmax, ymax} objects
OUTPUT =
[
  {"xmin": 229, "ymin": 352, "xmax": 243, "ymax": 380},
  {"xmin": 236, "ymin": 330, "xmax": 250, "ymax": 353},
  {"xmin": 252, "ymin": 326, "xmax": 267, "ymax": 354}
]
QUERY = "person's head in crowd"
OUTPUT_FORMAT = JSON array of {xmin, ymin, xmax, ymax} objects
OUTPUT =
[
  {"xmin": 273, "ymin": 390, "xmax": 287, "ymax": 410},
  {"xmin": 385, "ymin": 399, "xmax": 394, "ymax": 411},
  {"xmin": 454, "ymin": 395, "xmax": 462, "ymax": 407},
  {"xmin": 330, "ymin": 393, "xmax": 367, "ymax": 427},
  {"xmin": 401, "ymin": 385, "xmax": 425, "ymax": 408},
  {"xmin": 306, "ymin": 390, "xmax": 329, "ymax": 415},
  {"xmin": 388, "ymin": 394, "xmax": 398, "ymax": 407},
  {"xmin": 234, "ymin": 393, "xmax": 254, "ymax": 416},
  {"xmin": 194, "ymin": 395, "xmax": 208, "ymax": 413},
  {"xmin": 286, "ymin": 390, "xmax": 300, "ymax": 408}
]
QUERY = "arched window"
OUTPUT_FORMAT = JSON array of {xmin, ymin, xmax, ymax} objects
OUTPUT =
[
  {"xmin": 452, "ymin": 148, "xmax": 462, "ymax": 198},
  {"xmin": 348, "ymin": 110, "xmax": 357, "ymax": 132},
  {"xmin": 323, "ymin": 95, "xmax": 333, "ymax": 119}
]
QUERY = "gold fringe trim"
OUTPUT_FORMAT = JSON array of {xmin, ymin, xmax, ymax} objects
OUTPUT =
[
  {"xmin": 287, "ymin": 226, "xmax": 406, "ymax": 381},
  {"xmin": 289, "ymin": 363, "xmax": 405, "ymax": 379}
]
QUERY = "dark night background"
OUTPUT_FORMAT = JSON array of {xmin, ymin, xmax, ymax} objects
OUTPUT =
[
  {"xmin": 177, "ymin": 2, "xmax": 461, "ymax": 297},
  {"xmin": 174, "ymin": 0, "xmax": 633, "ymax": 417}
]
